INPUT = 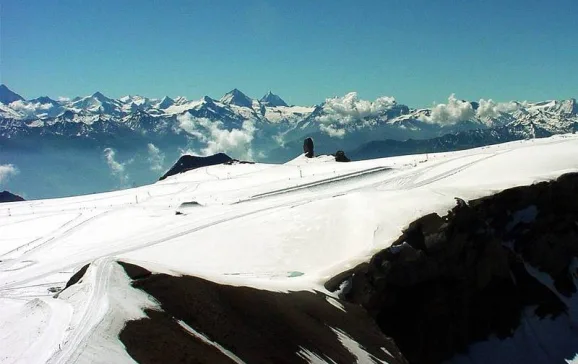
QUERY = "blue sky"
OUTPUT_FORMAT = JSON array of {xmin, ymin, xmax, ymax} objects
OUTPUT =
[{"xmin": 2, "ymin": 0, "xmax": 577, "ymax": 107}]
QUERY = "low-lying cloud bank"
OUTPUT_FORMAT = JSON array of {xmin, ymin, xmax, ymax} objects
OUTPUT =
[
  {"xmin": 422, "ymin": 94, "xmax": 520, "ymax": 125},
  {"xmin": 147, "ymin": 143, "xmax": 165, "ymax": 172},
  {"xmin": 314, "ymin": 92, "xmax": 522, "ymax": 136},
  {"xmin": 318, "ymin": 92, "xmax": 397, "ymax": 124},
  {"xmin": 315, "ymin": 92, "xmax": 398, "ymax": 138},
  {"xmin": 0, "ymin": 164, "xmax": 19, "ymax": 184},
  {"xmin": 177, "ymin": 113, "xmax": 256, "ymax": 160},
  {"xmin": 103, "ymin": 148, "xmax": 130, "ymax": 186}
]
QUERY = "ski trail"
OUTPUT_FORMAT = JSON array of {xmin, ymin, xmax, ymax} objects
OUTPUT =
[
  {"xmin": 48, "ymin": 257, "xmax": 114, "ymax": 364},
  {"xmin": 246, "ymin": 166, "xmax": 390, "ymax": 201},
  {"xmin": 0, "ymin": 211, "xmax": 112, "ymax": 268}
]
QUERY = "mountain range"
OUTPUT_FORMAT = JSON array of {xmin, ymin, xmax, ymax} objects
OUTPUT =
[{"xmin": 1, "ymin": 84, "xmax": 577, "ymax": 198}]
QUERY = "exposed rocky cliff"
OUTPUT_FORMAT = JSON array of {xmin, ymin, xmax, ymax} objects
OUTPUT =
[
  {"xmin": 327, "ymin": 173, "xmax": 578, "ymax": 363},
  {"xmin": 117, "ymin": 262, "xmax": 408, "ymax": 364}
]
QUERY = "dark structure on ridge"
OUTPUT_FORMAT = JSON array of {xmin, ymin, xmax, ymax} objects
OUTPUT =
[
  {"xmin": 303, "ymin": 137, "xmax": 314, "ymax": 158},
  {"xmin": 334, "ymin": 150, "xmax": 351, "ymax": 162}
]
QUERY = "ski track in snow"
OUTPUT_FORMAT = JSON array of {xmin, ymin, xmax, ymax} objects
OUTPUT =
[
  {"xmin": 47, "ymin": 257, "xmax": 114, "ymax": 364},
  {"xmin": 1, "ymin": 135, "xmax": 578, "ymax": 363}
]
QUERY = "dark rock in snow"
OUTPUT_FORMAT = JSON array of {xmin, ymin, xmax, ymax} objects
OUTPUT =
[
  {"xmin": 118, "ymin": 261, "xmax": 152, "ymax": 280},
  {"xmin": 61, "ymin": 264, "xmax": 90, "ymax": 293},
  {"xmin": 303, "ymin": 137, "xmax": 314, "ymax": 158},
  {"xmin": 159, "ymin": 153, "xmax": 233, "ymax": 180},
  {"xmin": 328, "ymin": 172, "xmax": 578, "ymax": 364},
  {"xmin": 119, "ymin": 263, "xmax": 408, "ymax": 364},
  {"xmin": 334, "ymin": 150, "xmax": 351, "ymax": 162},
  {"xmin": 222, "ymin": 159, "xmax": 255, "ymax": 166},
  {"xmin": 0, "ymin": 190, "xmax": 25, "ymax": 203}
]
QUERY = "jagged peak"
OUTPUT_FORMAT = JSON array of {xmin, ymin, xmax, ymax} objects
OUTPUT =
[
  {"xmin": 560, "ymin": 98, "xmax": 578, "ymax": 116},
  {"xmin": 90, "ymin": 91, "xmax": 110, "ymax": 101},
  {"xmin": 260, "ymin": 91, "xmax": 288, "ymax": 107},
  {"xmin": 173, "ymin": 96, "xmax": 188, "ymax": 105},
  {"xmin": 0, "ymin": 84, "xmax": 25, "ymax": 104},
  {"xmin": 30, "ymin": 96, "xmax": 59, "ymax": 105},
  {"xmin": 201, "ymin": 96, "xmax": 216, "ymax": 104},
  {"xmin": 220, "ymin": 88, "xmax": 253, "ymax": 108},
  {"xmin": 157, "ymin": 96, "xmax": 175, "ymax": 109}
]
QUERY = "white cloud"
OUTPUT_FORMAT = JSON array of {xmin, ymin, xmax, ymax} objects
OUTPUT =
[
  {"xmin": 317, "ymin": 92, "xmax": 397, "ymax": 125},
  {"xmin": 103, "ymin": 148, "xmax": 129, "ymax": 185},
  {"xmin": 57, "ymin": 96, "xmax": 70, "ymax": 102},
  {"xmin": 428, "ymin": 94, "xmax": 476, "ymax": 125},
  {"xmin": 315, "ymin": 92, "xmax": 396, "ymax": 137},
  {"xmin": 176, "ymin": 113, "xmax": 256, "ymax": 160},
  {"xmin": 319, "ymin": 124, "xmax": 346, "ymax": 138},
  {"xmin": 177, "ymin": 114, "xmax": 208, "ymax": 140},
  {"xmin": 0, "ymin": 164, "xmax": 19, "ymax": 184},
  {"xmin": 476, "ymin": 99, "xmax": 520, "ymax": 120},
  {"xmin": 273, "ymin": 133, "xmax": 286, "ymax": 147},
  {"xmin": 203, "ymin": 120, "xmax": 255, "ymax": 159},
  {"xmin": 147, "ymin": 143, "xmax": 165, "ymax": 171},
  {"xmin": 9, "ymin": 100, "xmax": 53, "ymax": 117},
  {"xmin": 420, "ymin": 95, "xmax": 521, "ymax": 125}
]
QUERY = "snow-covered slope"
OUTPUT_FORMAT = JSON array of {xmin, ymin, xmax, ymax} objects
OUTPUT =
[{"xmin": 1, "ymin": 135, "xmax": 578, "ymax": 363}]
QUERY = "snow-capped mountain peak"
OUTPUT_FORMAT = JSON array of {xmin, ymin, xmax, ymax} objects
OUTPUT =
[
  {"xmin": 29, "ymin": 96, "xmax": 60, "ymax": 106},
  {"xmin": 0, "ymin": 84, "xmax": 25, "ymax": 104},
  {"xmin": 156, "ymin": 96, "xmax": 175, "ymax": 109},
  {"xmin": 220, "ymin": 88, "xmax": 253, "ymax": 108},
  {"xmin": 559, "ymin": 98, "xmax": 578, "ymax": 116},
  {"xmin": 260, "ymin": 91, "xmax": 288, "ymax": 107},
  {"xmin": 90, "ymin": 91, "xmax": 112, "ymax": 103},
  {"xmin": 173, "ymin": 96, "xmax": 189, "ymax": 105}
]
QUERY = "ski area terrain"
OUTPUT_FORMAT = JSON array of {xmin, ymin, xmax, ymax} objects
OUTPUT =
[{"xmin": 2, "ymin": 135, "xmax": 578, "ymax": 363}]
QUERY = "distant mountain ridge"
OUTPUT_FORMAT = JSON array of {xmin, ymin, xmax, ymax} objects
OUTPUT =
[
  {"xmin": 1, "ymin": 83, "xmax": 577, "ymax": 200},
  {"xmin": 1, "ymin": 84, "xmax": 576, "ymax": 162}
]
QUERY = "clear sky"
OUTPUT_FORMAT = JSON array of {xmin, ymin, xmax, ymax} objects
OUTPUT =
[{"xmin": 1, "ymin": 0, "xmax": 577, "ymax": 107}]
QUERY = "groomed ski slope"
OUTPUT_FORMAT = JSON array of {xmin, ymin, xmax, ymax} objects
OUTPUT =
[{"xmin": 1, "ymin": 134, "xmax": 578, "ymax": 363}]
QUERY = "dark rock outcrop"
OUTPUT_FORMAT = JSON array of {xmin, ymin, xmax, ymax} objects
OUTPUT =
[
  {"xmin": 328, "ymin": 173, "xmax": 578, "ymax": 364},
  {"xmin": 303, "ymin": 137, "xmax": 314, "ymax": 158},
  {"xmin": 334, "ymin": 150, "xmax": 351, "ymax": 162},
  {"xmin": 62, "ymin": 264, "xmax": 90, "ymax": 291},
  {"xmin": 117, "ymin": 261, "xmax": 152, "ymax": 280},
  {"xmin": 222, "ymin": 159, "xmax": 255, "ymax": 166},
  {"xmin": 159, "ymin": 153, "xmax": 233, "ymax": 180},
  {"xmin": 119, "ymin": 263, "xmax": 408, "ymax": 364},
  {"xmin": 0, "ymin": 190, "xmax": 25, "ymax": 203}
]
